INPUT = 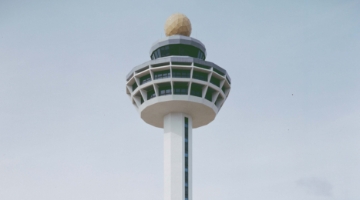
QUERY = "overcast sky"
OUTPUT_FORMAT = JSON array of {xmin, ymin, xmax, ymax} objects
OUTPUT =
[{"xmin": 1, "ymin": 0, "xmax": 360, "ymax": 200}]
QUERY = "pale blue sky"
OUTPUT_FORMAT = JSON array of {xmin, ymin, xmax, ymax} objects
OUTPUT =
[{"xmin": 1, "ymin": 0, "xmax": 359, "ymax": 200}]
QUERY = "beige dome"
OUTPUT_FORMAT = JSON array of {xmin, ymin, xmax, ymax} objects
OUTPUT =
[{"xmin": 164, "ymin": 13, "xmax": 192, "ymax": 37}]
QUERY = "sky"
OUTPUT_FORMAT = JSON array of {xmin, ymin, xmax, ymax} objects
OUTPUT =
[{"xmin": 1, "ymin": 0, "xmax": 360, "ymax": 199}]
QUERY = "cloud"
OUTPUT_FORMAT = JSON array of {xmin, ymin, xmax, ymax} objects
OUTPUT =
[{"xmin": 296, "ymin": 177, "xmax": 333, "ymax": 197}]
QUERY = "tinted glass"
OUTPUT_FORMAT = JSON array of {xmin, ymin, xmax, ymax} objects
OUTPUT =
[
  {"xmin": 132, "ymin": 82, "xmax": 138, "ymax": 91},
  {"xmin": 193, "ymin": 71, "xmax": 208, "ymax": 81},
  {"xmin": 147, "ymin": 90, "xmax": 156, "ymax": 100},
  {"xmin": 154, "ymin": 70, "xmax": 170, "ymax": 79},
  {"xmin": 210, "ymin": 76, "xmax": 220, "ymax": 87},
  {"xmin": 140, "ymin": 74, "xmax": 151, "ymax": 85},
  {"xmin": 159, "ymin": 86, "xmax": 171, "ymax": 96},
  {"xmin": 174, "ymin": 84, "xmax": 188, "ymax": 95},
  {"xmin": 172, "ymin": 70, "xmax": 190, "ymax": 78},
  {"xmin": 184, "ymin": 117, "xmax": 189, "ymax": 199},
  {"xmin": 221, "ymin": 86, "xmax": 226, "ymax": 93},
  {"xmin": 190, "ymin": 85, "xmax": 202, "ymax": 97},
  {"xmin": 205, "ymin": 88, "xmax": 214, "ymax": 102},
  {"xmin": 151, "ymin": 44, "xmax": 205, "ymax": 60}
]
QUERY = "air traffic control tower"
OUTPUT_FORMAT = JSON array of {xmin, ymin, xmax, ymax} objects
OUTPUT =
[{"xmin": 125, "ymin": 13, "xmax": 231, "ymax": 200}]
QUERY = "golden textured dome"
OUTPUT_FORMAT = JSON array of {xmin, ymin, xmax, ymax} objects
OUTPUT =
[{"xmin": 164, "ymin": 13, "xmax": 192, "ymax": 37}]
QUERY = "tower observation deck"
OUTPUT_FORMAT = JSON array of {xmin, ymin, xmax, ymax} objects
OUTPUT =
[{"xmin": 125, "ymin": 13, "xmax": 231, "ymax": 200}]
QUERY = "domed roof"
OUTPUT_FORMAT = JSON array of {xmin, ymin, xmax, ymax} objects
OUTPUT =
[{"xmin": 164, "ymin": 13, "xmax": 192, "ymax": 37}]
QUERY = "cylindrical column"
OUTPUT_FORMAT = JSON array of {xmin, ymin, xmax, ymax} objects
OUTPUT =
[{"xmin": 164, "ymin": 113, "xmax": 192, "ymax": 200}]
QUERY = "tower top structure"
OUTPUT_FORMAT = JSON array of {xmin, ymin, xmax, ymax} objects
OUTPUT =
[
  {"xmin": 126, "ymin": 14, "xmax": 231, "ymax": 128},
  {"xmin": 164, "ymin": 13, "xmax": 192, "ymax": 37}
]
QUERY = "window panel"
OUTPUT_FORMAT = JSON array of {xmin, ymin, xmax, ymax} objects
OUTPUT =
[
  {"xmin": 172, "ymin": 70, "xmax": 190, "ymax": 78},
  {"xmin": 205, "ymin": 88, "xmax": 214, "ymax": 102},
  {"xmin": 154, "ymin": 70, "xmax": 170, "ymax": 80},
  {"xmin": 147, "ymin": 90, "xmax": 156, "ymax": 100},
  {"xmin": 159, "ymin": 85, "xmax": 172, "ymax": 96},
  {"xmin": 193, "ymin": 71, "xmax": 208, "ymax": 81},
  {"xmin": 190, "ymin": 84, "xmax": 203, "ymax": 97},
  {"xmin": 150, "ymin": 44, "xmax": 206, "ymax": 60},
  {"xmin": 140, "ymin": 74, "xmax": 152, "ymax": 85},
  {"xmin": 132, "ymin": 82, "xmax": 138, "ymax": 91},
  {"xmin": 174, "ymin": 84, "xmax": 188, "ymax": 95},
  {"xmin": 210, "ymin": 76, "xmax": 221, "ymax": 87}
]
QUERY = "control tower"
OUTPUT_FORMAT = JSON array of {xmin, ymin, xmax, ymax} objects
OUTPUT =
[{"xmin": 125, "ymin": 13, "xmax": 231, "ymax": 200}]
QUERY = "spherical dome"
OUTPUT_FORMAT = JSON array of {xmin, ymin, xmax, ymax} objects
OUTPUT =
[{"xmin": 164, "ymin": 13, "xmax": 192, "ymax": 37}]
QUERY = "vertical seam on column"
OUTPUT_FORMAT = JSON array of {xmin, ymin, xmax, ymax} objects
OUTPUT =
[{"xmin": 184, "ymin": 117, "xmax": 189, "ymax": 200}]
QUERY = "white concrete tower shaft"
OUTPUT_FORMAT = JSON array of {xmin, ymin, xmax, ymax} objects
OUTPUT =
[{"xmin": 164, "ymin": 113, "xmax": 192, "ymax": 200}]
